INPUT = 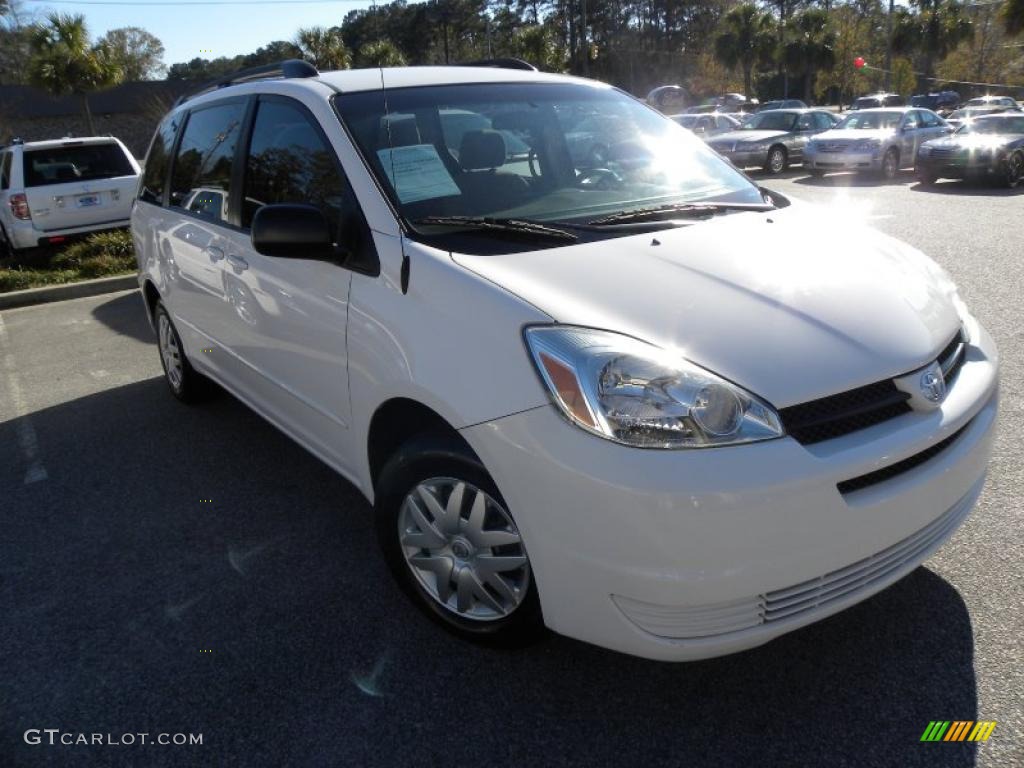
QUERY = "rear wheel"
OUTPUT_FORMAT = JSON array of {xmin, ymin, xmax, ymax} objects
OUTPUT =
[
  {"xmin": 0, "ymin": 224, "xmax": 14, "ymax": 260},
  {"xmin": 808, "ymin": 168, "xmax": 825, "ymax": 178},
  {"xmin": 916, "ymin": 172, "xmax": 937, "ymax": 186},
  {"xmin": 764, "ymin": 146, "xmax": 787, "ymax": 175},
  {"xmin": 880, "ymin": 148, "xmax": 899, "ymax": 180},
  {"xmin": 1001, "ymin": 150, "xmax": 1023, "ymax": 188},
  {"xmin": 154, "ymin": 301, "xmax": 211, "ymax": 404},
  {"xmin": 375, "ymin": 434, "xmax": 544, "ymax": 646}
]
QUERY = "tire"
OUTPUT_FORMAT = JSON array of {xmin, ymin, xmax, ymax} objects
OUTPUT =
[
  {"xmin": 154, "ymin": 300, "xmax": 211, "ymax": 404},
  {"xmin": 916, "ymin": 172, "xmax": 937, "ymax": 186},
  {"xmin": 764, "ymin": 145, "xmax": 787, "ymax": 175},
  {"xmin": 1000, "ymin": 150, "xmax": 1023, "ymax": 189},
  {"xmin": 808, "ymin": 168, "xmax": 825, "ymax": 178},
  {"xmin": 375, "ymin": 433, "xmax": 544, "ymax": 646},
  {"xmin": 880, "ymin": 148, "xmax": 899, "ymax": 180}
]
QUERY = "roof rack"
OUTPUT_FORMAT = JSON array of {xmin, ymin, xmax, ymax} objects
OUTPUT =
[
  {"xmin": 174, "ymin": 59, "xmax": 319, "ymax": 107},
  {"xmin": 457, "ymin": 58, "xmax": 538, "ymax": 72}
]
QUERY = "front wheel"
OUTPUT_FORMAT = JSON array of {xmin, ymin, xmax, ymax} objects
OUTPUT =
[
  {"xmin": 1000, "ymin": 150, "xmax": 1023, "ymax": 189},
  {"xmin": 764, "ymin": 146, "xmax": 787, "ymax": 175},
  {"xmin": 880, "ymin": 148, "xmax": 899, "ymax": 180},
  {"xmin": 375, "ymin": 434, "xmax": 544, "ymax": 646}
]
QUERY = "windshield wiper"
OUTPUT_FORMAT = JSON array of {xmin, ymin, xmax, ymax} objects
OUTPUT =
[
  {"xmin": 587, "ymin": 201, "xmax": 775, "ymax": 227},
  {"xmin": 412, "ymin": 216, "xmax": 578, "ymax": 242}
]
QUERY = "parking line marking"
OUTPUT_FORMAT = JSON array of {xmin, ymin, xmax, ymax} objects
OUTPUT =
[{"xmin": 0, "ymin": 313, "xmax": 48, "ymax": 484}]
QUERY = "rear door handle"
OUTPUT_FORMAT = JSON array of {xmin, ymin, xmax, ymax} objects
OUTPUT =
[
  {"xmin": 207, "ymin": 246, "xmax": 225, "ymax": 262},
  {"xmin": 226, "ymin": 254, "xmax": 248, "ymax": 272}
]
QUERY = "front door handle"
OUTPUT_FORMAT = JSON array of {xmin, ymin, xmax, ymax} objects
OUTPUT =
[
  {"xmin": 207, "ymin": 246, "xmax": 225, "ymax": 262},
  {"xmin": 226, "ymin": 254, "xmax": 248, "ymax": 272}
]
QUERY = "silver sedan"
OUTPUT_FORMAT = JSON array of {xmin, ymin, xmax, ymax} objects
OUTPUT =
[{"xmin": 804, "ymin": 107, "xmax": 952, "ymax": 179}]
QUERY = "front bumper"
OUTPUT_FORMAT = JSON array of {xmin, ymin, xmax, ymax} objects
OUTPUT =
[
  {"xmin": 916, "ymin": 154, "xmax": 1001, "ymax": 179},
  {"xmin": 712, "ymin": 148, "xmax": 768, "ymax": 169},
  {"xmin": 461, "ymin": 321, "xmax": 998, "ymax": 661},
  {"xmin": 805, "ymin": 150, "xmax": 882, "ymax": 172}
]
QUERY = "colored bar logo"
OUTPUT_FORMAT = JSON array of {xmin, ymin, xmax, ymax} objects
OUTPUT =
[{"xmin": 920, "ymin": 721, "xmax": 997, "ymax": 742}]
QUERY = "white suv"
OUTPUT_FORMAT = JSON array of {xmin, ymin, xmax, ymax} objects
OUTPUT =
[
  {"xmin": 0, "ymin": 136, "xmax": 140, "ymax": 254},
  {"xmin": 132, "ymin": 60, "xmax": 998, "ymax": 661}
]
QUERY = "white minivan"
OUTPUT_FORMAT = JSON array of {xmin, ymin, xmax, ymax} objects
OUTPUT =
[
  {"xmin": 0, "ymin": 136, "xmax": 140, "ymax": 254},
  {"xmin": 132, "ymin": 60, "xmax": 998, "ymax": 661}
]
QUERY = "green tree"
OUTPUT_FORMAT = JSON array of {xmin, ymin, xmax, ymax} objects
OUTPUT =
[
  {"xmin": 893, "ymin": 0, "xmax": 972, "ymax": 83},
  {"xmin": 27, "ymin": 13, "xmax": 123, "ymax": 134},
  {"xmin": 296, "ymin": 25, "xmax": 351, "ymax": 70},
  {"xmin": 1002, "ymin": 0, "xmax": 1024, "ymax": 36},
  {"xmin": 509, "ymin": 24, "xmax": 565, "ymax": 71},
  {"xmin": 97, "ymin": 26, "xmax": 165, "ymax": 80},
  {"xmin": 784, "ymin": 8, "xmax": 836, "ymax": 103},
  {"xmin": 891, "ymin": 56, "xmax": 915, "ymax": 95},
  {"xmin": 354, "ymin": 39, "xmax": 408, "ymax": 67},
  {"xmin": 713, "ymin": 4, "xmax": 775, "ymax": 98}
]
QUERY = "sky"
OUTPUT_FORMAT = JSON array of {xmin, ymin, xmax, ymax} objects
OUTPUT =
[{"xmin": 17, "ymin": 0, "xmax": 414, "ymax": 70}]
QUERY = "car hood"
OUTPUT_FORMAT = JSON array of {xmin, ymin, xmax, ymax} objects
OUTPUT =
[
  {"xmin": 814, "ymin": 128, "xmax": 898, "ymax": 141},
  {"xmin": 451, "ymin": 203, "xmax": 961, "ymax": 408},
  {"xmin": 710, "ymin": 130, "xmax": 788, "ymax": 145}
]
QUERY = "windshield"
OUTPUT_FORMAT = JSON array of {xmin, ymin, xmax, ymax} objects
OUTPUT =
[
  {"xmin": 673, "ymin": 115, "xmax": 698, "ymax": 128},
  {"xmin": 335, "ymin": 82, "xmax": 763, "ymax": 239},
  {"xmin": 836, "ymin": 111, "xmax": 902, "ymax": 130},
  {"xmin": 738, "ymin": 111, "xmax": 797, "ymax": 131},
  {"xmin": 852, "ymin": 98, "xmax": 881, "ymax": 110},
  {"xmin": 911, "ymin": 96, "xmax": 936, "ymax": 108},
  {"xmin": 959, "ymin": 116, "xmax": 1024, "ymax": 134}
]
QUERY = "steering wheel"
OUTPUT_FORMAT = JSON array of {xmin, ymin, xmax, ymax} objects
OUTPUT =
[{"xmin": 575, "ymin": 167, "xmax": 623, "ymax": 190}]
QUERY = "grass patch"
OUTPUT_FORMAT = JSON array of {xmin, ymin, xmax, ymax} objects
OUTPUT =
[{"xmin": 0, "ymin": 229, "xmax": 136, "ymax": 293}]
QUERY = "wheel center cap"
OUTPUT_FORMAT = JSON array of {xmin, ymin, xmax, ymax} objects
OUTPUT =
[{"xmin": 451, "ymin": 539, "xmax": 472, "ymax": 559}]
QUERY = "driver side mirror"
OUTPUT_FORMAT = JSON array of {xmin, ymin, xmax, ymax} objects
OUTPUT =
[{"xmin": 251, "ymin": 204, "xmax": 341, "ymax": 261}]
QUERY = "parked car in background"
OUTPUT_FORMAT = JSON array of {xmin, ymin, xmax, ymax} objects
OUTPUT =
[
  {"xmin": 911, "ymin": 91, "xmax": 961, "ymax": 115},
  {"xmin": 707, "ymin": 109, "xmax": 838, "ymax": 174},
  {"xmin": 671, "ymin": 112, "xmax": 741, "ymax": 139},
  {"xmin": 757, "ymin": 99, "xmax": 808, "ymax": 111},
  {"xmin": 945, "ymin": 106, "xmax": 1016, "ymax": 131},
  {"xmin": 646, "ymin": 85, "xmax": 687, "ymax": 113},
  {"xmin": 851, "ymin": 93, "xmax": 906, "ymax": 110},
  {"xmin": 0, "ymin": 136, "xmax": 140, "ymax": 255},
  {"xmin": 804, "ymin": 107, "xmax": 951, "ymax": 179},
  {"xmin": 962, "ymin": 95, "xmax": 1018, "ymax": 110},
  {"xmin": 917, "ymin": 112, "xmax": 1024, "ymax": 188}
]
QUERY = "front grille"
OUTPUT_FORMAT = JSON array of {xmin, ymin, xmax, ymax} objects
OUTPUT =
[
  {"xmin": 780, "ymin": 330, "xmax": 966, "ymax": 445},
  {"xmin": 816, "ymin": 141, "xmax": 850, "ymax": 153},
  {"xmin": 939, "ymin": 330, "xmax": 967, "ymax": 383},
  {"xmin": 928, "ymin": 146, "xmax": 965, "ymax": 160},
  {"xmin": 780, "ymin": 380, "xmax": 912, "ymax": 445},
  {"xmin": 836, "ymin": 424, "xmax": 968, "ymax": 495}
]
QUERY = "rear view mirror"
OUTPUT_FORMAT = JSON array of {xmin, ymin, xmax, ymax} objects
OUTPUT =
[{"xmin": 251, "ymin": 204, "xmax": 338, "ymax": 260}]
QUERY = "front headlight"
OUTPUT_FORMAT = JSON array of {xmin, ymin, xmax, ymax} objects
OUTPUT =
[{"xmin": 524, "ymin": 326, "xmax": 784, "ymax": 449}]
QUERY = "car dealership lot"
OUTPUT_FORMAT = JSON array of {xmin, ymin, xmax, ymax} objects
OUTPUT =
[{"xmin": 1, "ymin": 176, "xmax": 1021, "ymax": 767}]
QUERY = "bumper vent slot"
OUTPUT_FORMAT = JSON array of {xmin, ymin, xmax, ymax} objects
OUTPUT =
[{"xmin": 837, "ymin": 423, "xmax": 968, "ymax": 495}]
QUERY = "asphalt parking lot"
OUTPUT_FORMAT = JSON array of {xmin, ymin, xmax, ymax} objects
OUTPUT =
[{"xmin": 1, "ymin": 172, "xmax": 1021, "ymax": 767}]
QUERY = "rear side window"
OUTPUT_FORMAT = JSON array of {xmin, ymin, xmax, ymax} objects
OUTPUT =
[
  {"xmin": 240, "ymin": 99, "xmax": 351, "ymax": 234},
  {"xmin": 170, "ymin": 101, "xmax": 246, "ymax": 223},
  {"xmin": 140, "ymin": 115, "xmax": 180, "ymax": 205},
  {"xmin": 23, "ymin": 143, "xmax": 134, "ymax": 187},
  {"xmin": 0, "ymin": 152, "xmax": 10, "ymax": 189}
]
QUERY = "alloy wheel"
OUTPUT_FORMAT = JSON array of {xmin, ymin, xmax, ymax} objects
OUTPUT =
[
  {"xmin": 398, "ymin": 477, "xmax": 530, "ymax": 621},
  {"xmin": 768, "ymin": 147, "xmax": 786, "ymax": 174},
  {"xmin": 158, "ymin": 312, "xmax": 184, "ymax": 392}
]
